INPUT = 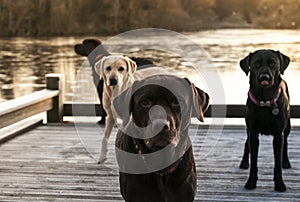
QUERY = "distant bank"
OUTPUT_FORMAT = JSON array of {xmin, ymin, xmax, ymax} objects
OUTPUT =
[{"xmin": 1, "ymin": 0, "xmax": 300, "ymax": 37}]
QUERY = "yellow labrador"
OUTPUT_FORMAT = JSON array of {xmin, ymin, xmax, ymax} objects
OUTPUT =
[
  {"xmin": 94, "ymin": 56, "xmax": 137, "ymax": 163},
  {"xmin": 95, "ymin": 55, "xmax": 173, "ymax": 163}
]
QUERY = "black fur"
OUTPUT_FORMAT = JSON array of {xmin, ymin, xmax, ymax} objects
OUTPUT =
[{"xmin": 239, "ymin": 49, "xmax": 291, "ymax": 192}]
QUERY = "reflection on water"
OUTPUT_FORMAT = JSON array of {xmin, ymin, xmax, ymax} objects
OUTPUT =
[
  {"xmin": 0, "ymin": 37, "xmax": 83, "ymax": 101},
  {"xmin": 1, "ymin": 29, "xmax": 300, "ymax": 104}
]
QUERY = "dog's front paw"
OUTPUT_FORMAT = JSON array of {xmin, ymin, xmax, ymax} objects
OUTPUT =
[
  {"xmin": 98, "ymin": 138, "xmax": 108, "ymax": 164},
  {"xmin": 244, "ymin": 178, "xmax": 257, "ymax": 190},
  {"xmin": 239, "ymin": 160, "xmax": 249, "ymax": 169},
  {"xmin": 275, "ymin": 180, "xmax": 286, "ymax": 192},
  {"xmin": 282, "ymin": 159, "xmax": 291, "ymax": 169},
  {"xmin": 97, "ymin": 155, "xmax": 107, "ymax": 164}
]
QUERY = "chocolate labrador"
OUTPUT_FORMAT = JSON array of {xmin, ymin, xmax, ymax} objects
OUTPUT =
[
  {"xmin": 239, "ymin": 49, "xmax": 291, "ymax": 192},
  {"xmin": 113, "ymin": 75, "xmax": 209, "ymax": 202}
]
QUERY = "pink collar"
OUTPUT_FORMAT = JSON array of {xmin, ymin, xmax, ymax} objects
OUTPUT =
[{"xmin": 248, "ymin": 87, "xmax": 282, "ymax": 107}]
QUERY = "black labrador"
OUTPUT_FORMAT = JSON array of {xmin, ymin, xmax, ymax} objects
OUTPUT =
[
  {"xmin": 113, "ymin": 75, "xmax": 209, "ymax": 202},
  {"xmin": 74, "ymin": 39, "xmax": 153, "ymax": 124},
  {"xmin": 239, "ymin": 49, "xmax": 291, "ymax": 192}
]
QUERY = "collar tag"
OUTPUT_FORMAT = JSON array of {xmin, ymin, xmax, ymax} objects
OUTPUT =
[
  {"xmin": 259, "ymin": 100, "xmax": 271, "ymax": 107},
  {"xmin": 272, "ymin": 108, "xmax": 280, "ymax": 115}
]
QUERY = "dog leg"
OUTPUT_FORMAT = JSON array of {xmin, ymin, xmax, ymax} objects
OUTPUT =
[
  {"xmin": 283, "ymin": 121, "xmax": 291, "ymax": 169},
  {"xmin": 97, "ymin": 79, "xmax": 107, "ymax": 125},
  {"xmin": 98, "ymin": 137, "xmax": 108, "ymax": 163},
  {"xmin": 240, "ymin": 138, "xmax": 249, "ymax": 169},
  {"xmin": 98, "ymin": 115, "xmax": 115, "ymax": 164},
  {"xmin": 273, "ymin": 133, "xmax": 287, "ymax": 192},
  {"xmin": 245, "ymin": 132, "xmax": 259, "ymax": 190}
]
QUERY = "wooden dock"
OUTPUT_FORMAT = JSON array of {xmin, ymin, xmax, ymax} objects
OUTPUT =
[
  {"xmin": 0, "ymin": 123, "xmax": 299, "ymax": 201},
  {"xmin": 0, "ymin": 74, "xmax": 299, "ymax": 201}
]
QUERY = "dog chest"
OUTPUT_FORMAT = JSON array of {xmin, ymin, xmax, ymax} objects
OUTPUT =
[{"xmin": 246, "ymin": 105, "xmax": 288, "ymax": 135}]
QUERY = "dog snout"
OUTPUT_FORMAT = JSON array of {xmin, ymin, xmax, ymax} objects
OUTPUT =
[
  {"xmin": 152, "ymin": 119, "xmax": 171, "ymax": 132},
  {"xmin": 258, "ymin": 73, "xmax": 272, "ymax": 86},
  {"xmin": 259, "ymin": 73, "xmax": 270, "ymax": 80},
  {"xmin": 109, "ymin": 76, "xmax": 118, "ymax": 86}
]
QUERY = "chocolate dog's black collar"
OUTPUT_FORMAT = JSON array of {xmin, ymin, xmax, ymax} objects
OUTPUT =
[{"xmin": 132, "ymin": 139, "xmax": 184, "ymax": 177}]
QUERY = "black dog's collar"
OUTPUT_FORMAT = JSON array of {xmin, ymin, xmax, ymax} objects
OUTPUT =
[{"xmin": 248, "ymin": 87, "xmax": 282, "ymax": 107}]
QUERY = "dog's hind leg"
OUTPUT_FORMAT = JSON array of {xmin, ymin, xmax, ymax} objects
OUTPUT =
[
  {"xmin": 283, "ymin": 120, "xmax": 291, "ymax": 169},
  {"xmin": 96, "ymin": 80, "xmax": 107, "ymax": 125},
  {"xmin": 98, "ymin": 114, "xmax": 115, "ymax": 164},
  {"xmin": 244, "ymin": 131, "xmax": 259, "ymax": 190},
  {"xmin": 240, "ymin": 138, "xmax": 249, "ymax": 169},
  {"xmin": 273, "ymin": 133, "xmax": 287, "ymax": 192},
  {"xmin": 240, "ymin": 127, "xmax": 251, "ymax": 169}
]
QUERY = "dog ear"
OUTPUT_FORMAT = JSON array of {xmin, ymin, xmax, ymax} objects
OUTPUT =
[
  {"xmin": 240, "ymin": 53, "xmax": 252, "ymax": 76},
  {"xmin": 124, "ymin": 56, "xmax": 137, "ymax": 74},
  {"xmin": 184, "ymin": 78, "xmax": 209, "ymax": 122},
  {"xmin": 74, "ymin": 39, "xmax": 101, "ymax": 57},
  {"xmin": 195, "ymin": 87, "xmax": 210, "ymax": 114},
  {"xmin": 83, "ymin": 39, "xmax": 101, "ymax": 55},
  {"xmin": 276, "ymin": 51, "xmax": 290, "ymax": 74},
  {"xmin": 74, "ymin": 44, "xmax": 87, "ymax": 56},
  {"xmin": 94, "ymin": 56, "xmax": 108, "ymax": 80},
  {"xmin": 193, "ymin": 87, "xmax": 210, "ymax": 122}
]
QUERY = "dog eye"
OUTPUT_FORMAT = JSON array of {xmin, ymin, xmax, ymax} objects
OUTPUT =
[
  {"xmin": 139, "ymin": 99, "xmax": 152, "ymax": 108},
  {"xmin": 253, "ymin": 61, "xmax": 261, "ymax": 68},
  {"xmin": 171, "ymin": 100, "xmax": 180, "ymax": 107},
  {"xmin": 106, "ymin": 66, "xmax": 112, "ymax": 71},
  {"xmin": 269, "ymin": 60, "xmax": 275, "ymax": 67},
  {"xmin": 118, "ymin": 66, "xmax": 125, "ymax": 72}
]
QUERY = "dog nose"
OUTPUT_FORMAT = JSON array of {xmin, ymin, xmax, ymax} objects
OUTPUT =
[
  {"xmin": 152, "ymin": 119, "xmax": 171, "ymax": 132},
  {"xmin": 259, "ymin": 73, "xmax": 271, "ymax": 86},
  {"xmin": 109, "ymin": 76, "xmax": 118, "ymax": 86},
  {"xmin": 259, "ymin": 73, "xmax": 270, "ymax": 80}
]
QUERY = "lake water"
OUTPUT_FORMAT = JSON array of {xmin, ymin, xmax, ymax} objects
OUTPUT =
[{"xmin": 1, "ymin": 29, "xmax": 300, "ymax": 105}]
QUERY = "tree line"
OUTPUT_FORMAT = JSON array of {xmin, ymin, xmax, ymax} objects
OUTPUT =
[{"xmin": 1, "ymin": 0, "xmax": 299, "ymax": 37}]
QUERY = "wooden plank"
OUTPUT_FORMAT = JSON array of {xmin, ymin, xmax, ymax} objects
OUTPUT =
[
  {"xmin": 0, "ymin": 99, "xmax": 51, "ymax": 128},
  {"xmin": 290, "ymin": 105, "xmax": 300, "ymax": 118},
  {"xmin": 46, "ymin": 74, "xmax": 64, "ymax": 123},
  {"xmin": 64, "ymin": 102, "xmax": 104, "ymax": 117},
  {"xmin": 0, "ymin": 124, "xmax": 299, "ymax": 201},
  {"xmin": 64, "ymin": 103, "xmax": 300, "ymax": 118},
  {"xmin": 0, "ymin": 116, "xmax": 43, "ymax": 144},
  {"xmin": 205, "ymin": 104, "xmax": 244, "ymax": 118},
  {"xmin": 0, "ymin": 89, "xmax": 58, "ymax": 116},
  {"xmin": 0, "ymin": 89, "xmax": 58, "ymax": 128}
]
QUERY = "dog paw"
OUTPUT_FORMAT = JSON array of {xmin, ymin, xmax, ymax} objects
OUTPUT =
[
  {"xmin": 244, "ymin": 178, "xmax": 257, "ymax": 190},
  {"xmin": 97, "ymin": 156, "xmax": 107, "ymax": 164},
  {"xmin": 239, "ymin": 161, "xmax": 249, "ymax": 169},
  {"xmin": 275, "ymin": 180, "xmax": 286, "ymax": 192},
  {"xmin": 282, "ymin": 160, "xmax": 291, "ymax": 169}
]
